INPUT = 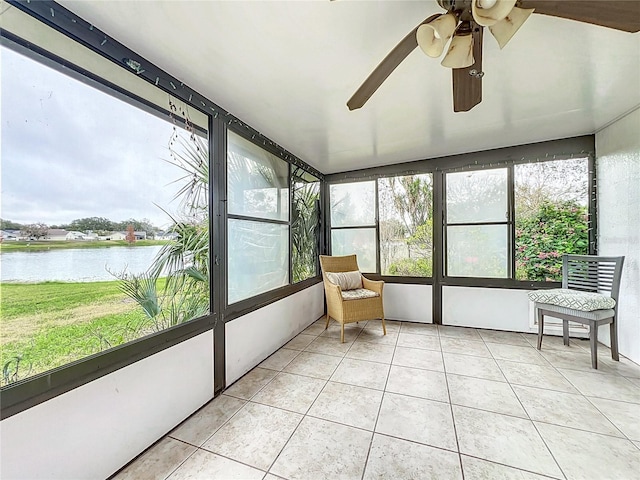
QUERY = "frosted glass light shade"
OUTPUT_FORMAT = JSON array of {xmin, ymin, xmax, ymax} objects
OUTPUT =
[
  {"xmin": 416, "ymin": 13, "xmax": 457, "ymax": 58},
  {"xmin": 441, "ymin": 33, "xmax": 474, "ymax": 69},
  {"xmin": 472, "ymin": 0, "xmax": 516, "ymax": 27},
  {"xmin": 489, "ymin": 7, "xmax": 535, "ymax": 49}
]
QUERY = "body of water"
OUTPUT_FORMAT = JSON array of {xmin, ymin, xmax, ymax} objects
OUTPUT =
[{"xmin": 0, "ymin": 246, "xmax": 163, "ymax": 282}]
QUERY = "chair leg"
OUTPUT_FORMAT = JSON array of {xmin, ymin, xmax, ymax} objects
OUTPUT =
[
  {"xmin": 590, "ymin": 323, "xmax": 598, "ymax": 369},
  {"xmin": 537, "ymin": 308, "xmax": 544, "ymax": 350},
  {"xmin": 341, "ymin": 323, "xmax": 345, "ymax": 344},
  {"xmin": 325, "ymin": 315, "xmax": 330, "ymax": 329},
  {"xmin": 610, "ymin": 319, "xmax": 620, "ymax": 362},
  {"xmin": 381, "ymin": 317, "xmax": 387, "ymax": 336},
  {"xmin": 563, "ymin": 320, "xmax": 570, "ymax": 346}
]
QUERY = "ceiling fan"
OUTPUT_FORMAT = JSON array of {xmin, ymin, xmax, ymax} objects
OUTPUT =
[{"xmin": 347, "ymin": 0, "xmax": 640, "ymax": 113}]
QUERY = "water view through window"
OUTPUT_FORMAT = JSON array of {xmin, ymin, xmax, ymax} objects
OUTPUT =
[{"xmin": 0, "ymin": 44, "xmax": 210, "ymax": 384}]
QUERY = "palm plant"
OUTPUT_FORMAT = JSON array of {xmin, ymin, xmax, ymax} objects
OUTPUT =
[{"xmin": 292, "ymin": 176, "xmax": 320, "ymax": 282}]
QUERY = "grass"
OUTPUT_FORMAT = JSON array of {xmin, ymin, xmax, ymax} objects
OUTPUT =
[
  {"xmin": 0, "ymin": 239, "xmax": 168, "ymax": 253},
  {"xmin": 0, "ymin": 279, "xmax": 166, "ymax": 385}
]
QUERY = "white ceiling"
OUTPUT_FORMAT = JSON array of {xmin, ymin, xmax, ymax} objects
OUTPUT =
[{"xmin": 60, "ymin": 0, "xmax": 640, "ymax": 174}]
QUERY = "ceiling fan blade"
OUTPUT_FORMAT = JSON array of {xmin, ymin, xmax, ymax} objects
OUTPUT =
[
  {"xmin": 520, "ymin": 0, "xmax": 640, "ymax": 33},
  {"xmin": 347, "ymin": 14, "xmax": 440, "ymax": 111},
  {"xmin": 452, "ymin": 26, "xmax": 483, "ymax": 112}
]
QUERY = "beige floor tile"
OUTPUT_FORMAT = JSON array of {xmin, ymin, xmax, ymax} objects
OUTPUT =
[
  {"xmin": 443, "ymin": 352, "xmax": 505, "ymax": 382},
  {"xmin": 397, "ymin": 332, "xmax": 441, "ymax": 351},
  {"xmin": 252, "ymin": 372, "xmax": 326, "ymax": 414},
  {"xmin": 258, "ymin": 348, "xmax": 300, "ymax": 371},
  {"xmin": 599, "ymin": 356, "xmax": 640, "ymax": 379},
  {"xmin": 393, "ymin": 346, "xmax": 444, "ymax": 372},
  {"xmin": 202, "ymin": 402, "xmax": 302, "ymax": 471},
  {"xmin": 400, "ymin": 321, "xmax": 439, "ymax": 336},
  {"xmin": 477, "ymin": 329, "xmax": 530, "ymax": 347},
  {"xmin": 627, "ymin": 376, "xmax": 640, "ymax": 388},
  {"xmin": 453, "ymin": 406, "xmax": 562, "ymax": 478},
  {"xmin": 512, "ymin": 385, "xmax": 622, "ymax": 436},
  {"xmin": 386, "ymin": 365, "xmax": 449, "ymax": 403},
  {"xmin": 440, "ymin": 337, "xmax": 491, "ymax": 358},
  {"xmin": 497, "ymin": 360, "xmax": 578, "ymax": 394},
  {"xmin": 356, "ymin": 328, "xmax": 399, "ymax": 346},
  {"xmin": 283, "ymin": 333, "xmax": 316, "ymax": 351},
  {"xmin": 363, "ymin": 434, "xmax": 462, "ymax": 480},
  {"xmin": 170, "ymin": 395, "xmax": 246, "ymax": 446},
  {"xmin": 589, "ymin": 396, "xmax": 640, "ymax": 440},
  {"xmin": 270, "ymin": 416, "xmax": 372, "ymax": 480},
  {"xmin": 331, "ymin": 358, "xmax": 390, "ymax": 390},
  {"xmin": 536, "ymin": 422, "xmax": 640, "ymax": 480},
  {"xmin": 365, "ymin": 319, "xmax": 401, "ymax": 333},
  {"xmin": 305, "ymin": 335, "xmax": 353, "ymax": 357},
  {"xmin": 224, "ymin": 368, "xmax": 277, "ymax": 400},
  {"xmin": 559, "ymin": 368, "xmax": 640, "ymax": 403},
  {"xmin": 283, "ymin": 351, "xmax": 342, "ymax": 380},
  {"xmin": 539, "ymin": 348, "xmax": 607, "ymax": 372},
  {"xmin": 166, "ymin": 449, "xmax": 264, "ymax": 480},
  {"xmin": 486, "ymin": 343, "xmax": 548, "ymax": 365},
  {"xmin": 438, "ymin": 325, "xmax": 482, "ymax": 341},
  {"xmin": 302, "ymin": 322, "xmax": 327, "ymax": 336},
  {"xmin": 307, "ymin": 381, "xmax": 383, "ymax": 431},
  {"xmin": 376, "ymin": 392, "xmax": 457, "ymax": 451},
  {"xmin": 461, "ymin": 456, "xmax": 553, "ymax": 480},
  {"xmin": 447, "ymin": 374, "xmax": 526, "ymax": 418},
  {"xmin": 345, "ymin": 341, "xmax": 395, "ymax": 364},
  {"xmin": 522, "ymin": 333, "xmax": 589, "ymax": 352},
  {"xmin": 320, "ymin": 323, "xmax": 363, "ymax": 342},
  {"xmin": 113, "ymin": 437, "xmax": 196, "ymax": 480}
]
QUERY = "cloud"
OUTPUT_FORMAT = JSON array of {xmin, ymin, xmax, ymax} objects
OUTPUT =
[{"xmin": 1, "ymin": 45, "xmax": 203, "ymax": 229}]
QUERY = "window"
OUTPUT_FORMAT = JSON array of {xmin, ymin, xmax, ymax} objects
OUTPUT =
[
  {"xmin": 227, "ymin": 131, "xmax": 290, "ymax": 303},
  {"xmin": 515, "ymin": 158, "xmax": 590, "ymax": 281},
  {"xmin": 292, "ymin": 168, "xmax": 320, "ymax": 283},
  {"xmin": 445, "ymin": 168, "xmax": 509, "ymax": 278},
  {"xmin": 330, "ymin": 181, "xmax": 376, "ymax": 272},
  {"xmin": 0, "ymin": 43, "xmax": 210, "ymax": 385},
  {"xmin": 379, "ymin": 174, "xmax": 433, "ymax": 276}
]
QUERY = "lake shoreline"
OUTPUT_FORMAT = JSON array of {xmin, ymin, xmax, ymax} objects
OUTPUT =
[{"xmin": 0, "ymin": 239, "xmax": 168, "ymax": 253}]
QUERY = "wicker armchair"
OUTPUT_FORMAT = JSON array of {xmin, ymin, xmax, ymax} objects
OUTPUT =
[{"xmin": 319, "ymin": 254, "xmax": 386, "ymax": 343}]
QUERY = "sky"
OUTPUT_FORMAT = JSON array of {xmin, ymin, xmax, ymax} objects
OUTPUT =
[{"xmin": 1, "ymin": 45, "xmax": 200, "ymax": 230}]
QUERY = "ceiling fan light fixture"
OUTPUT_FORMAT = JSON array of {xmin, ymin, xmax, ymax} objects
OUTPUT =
[
  {"xmin": 472, "ymin": 0, "xmax": 516, "ymax": 27},
  {"xmin": 416, "ymin": 13, "xmax": 458, "ymax": 58},
  {"xmin": 441, "ymin": 30, "xmax": 474, "ymax": 69},
  {"xmin": 489, "ymin": 6, "xmax": 535, "ymax": 49}
]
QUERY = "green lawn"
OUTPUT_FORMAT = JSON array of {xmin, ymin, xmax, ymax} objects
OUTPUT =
[
  {"xmin": 0, "ymin": 239, "xmax": 168, "ymax": 253},
  {"xmin": 0, "ymin": 280, "xmax": 167, "ymax": 385}
]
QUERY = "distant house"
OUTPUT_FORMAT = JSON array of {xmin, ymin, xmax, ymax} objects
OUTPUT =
[
  {"xmin": 0, "ymin": 230, "xmax": 20, "ymax": 241},
  {"xmin": 157, "ymin": 231, "xmax": 178, "ymax": 241},
  {"xmin": 134, "ymin": 231, "xmax": 147, "ymax": 240},
  {"xmin": 47, "ymin": 229, "xmax": 70, "ymax": 241},
  {"xmin": 107, "ymin": 231, "xmax": 147, "ymax": 241},
  {"xmin": 65, "ymin": 231, "xmax": 87, "ymax": 240}
]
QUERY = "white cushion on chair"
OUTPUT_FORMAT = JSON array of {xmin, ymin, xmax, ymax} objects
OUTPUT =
[
  {"xmin": 326, "ymin": 271, "xmax": 363, "ymax": 290},
  {"xmin": 341, "ymin": 288, "xmax": 380, "ymax": 301},
  {"xmin": 528, "ymin": 288, "xmax": 616, "ymax": 311}
]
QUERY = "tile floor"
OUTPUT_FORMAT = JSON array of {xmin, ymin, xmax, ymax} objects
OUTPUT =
[{"xmin": 114, "ymin": 318, "xmax": 640, "ymax": 480}]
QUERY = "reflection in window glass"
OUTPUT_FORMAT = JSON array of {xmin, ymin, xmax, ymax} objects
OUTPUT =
[
  {"xmin": 228, "ymin": 219, "xmax": 289, "ymax": 303},
  {"xmin": 330, "ymin": 181, "xmax": 375, "ymax": 227},
  {"xmin": 379, "ymin": 174, "xmax": 433, "ymax": 276},
  {"xmin": 292, "ymin": 169, "xmax": 320, "ymax": 283},
  {"xmin": 447, "ymin": 225, "xmax": 508, "ymax": 278},
  {"xmin": 228, "ymin": 132, "xmax": 289, "ymax": 221},
  {"xmin": 0, "ymin": 45, "xmax": 209, "ymax": 385},
  {"xmin": 515, "ymin": 159, "xmax": 589, "ymax": 281},
  {"xmin": 447, "ymin": 169, "xmax": 508, "ymax": 223},
  {"xmin": 331, "ymin": 228, "xmax": 377, "ymax": 273}
]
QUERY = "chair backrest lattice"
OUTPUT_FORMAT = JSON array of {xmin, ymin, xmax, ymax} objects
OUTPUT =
[
  {"xmin": 563, "ymin": 254, "xmax": 625, "ymax": 303},
  {"xmin": 319, "ymin": 255, "xmax": 360, "ymax": 275}
]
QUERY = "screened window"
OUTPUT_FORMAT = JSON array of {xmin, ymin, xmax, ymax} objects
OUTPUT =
[
  {"xmin": 445, "ymin": 168, "xmax": 509, "ymax": 278},
  {"xmin": 515, "ymin": 158, "xmax": 590, "ymax": 281},
  {"xmin": 330, "ymin": 181, "xmax": 376, "ymax": 272},
  {"xmin": 227, "ymin": 131, "xmax": 290, "ymax": 303},
  {"xmin": 379, "ymin": 174, "xmax": 433, "ymax": 276},
  {"xmin": 292, "ymin": 168, "xmax": 320, "ymax": 283},
  {"xmin": 0, "ymin": 43, "xmax": 210, "ymax": 385}
]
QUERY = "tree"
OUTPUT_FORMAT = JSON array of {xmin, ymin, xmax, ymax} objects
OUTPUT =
[
  {"xmin": 292, "ymin": 178, "xmax": 320, "ymax": 282},
  {"xmin": 69, "ymin": 217, "xmax": 115, "ymax": 233},
  {"xmin": 0, "ymin": 219, "xmax": 23, "ymax": 230},
  {"xmin": 20, "ymin": 222, "xmax": 49, "ymax": 240},
  {"xmin": 125, "ymin": 224, "xmax": 136, "ymax": 244}
]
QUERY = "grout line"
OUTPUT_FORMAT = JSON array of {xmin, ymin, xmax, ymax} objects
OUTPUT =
[
  {"xmin": 582, "ymin": 396, "xmax": 633, "ymax": 441},
  {"xmin": 460, "ymin": 453, "xmax": 563, "ymax": 480}
]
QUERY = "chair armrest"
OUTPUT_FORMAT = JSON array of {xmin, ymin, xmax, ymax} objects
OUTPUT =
[
  {"xmin": 362, "ymin": 277, "xmax": 384, "ymax": 295},
  {"xmin": 324, "ymin": 280, "xmax": 343, "ymax": 304}
]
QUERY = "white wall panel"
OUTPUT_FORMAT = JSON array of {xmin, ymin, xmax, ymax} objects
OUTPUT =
[
  {"xmin": 596, "ymin": 108, "xmax": 640, "ymax": 364},
  {"xmin": 225, "ymin": 283, "xmax": 324, "ymax": 384},
  {"xmin": 383, "ymin": 283, "xmax": 432, "ymax": 323},
  {"xmin": 0, "ymin": 331, "xmax": 214, "ymax": 480}
]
